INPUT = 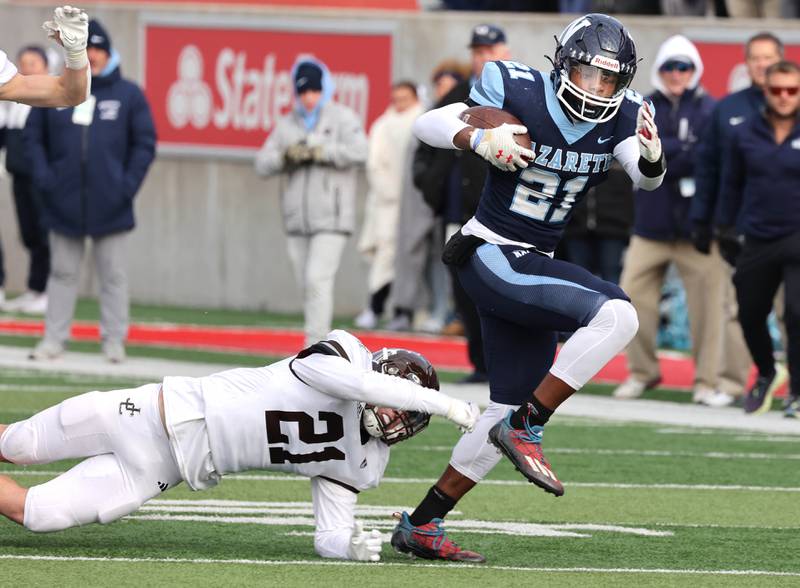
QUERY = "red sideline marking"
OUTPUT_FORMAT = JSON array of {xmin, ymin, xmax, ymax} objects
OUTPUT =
[{"xmin": 0, "ymin": 319, "xmax": 775, "ymax": 395}]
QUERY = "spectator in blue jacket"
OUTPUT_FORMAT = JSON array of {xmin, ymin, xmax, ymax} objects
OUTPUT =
[
  {"xmin": 25, "ymin": 19, "xmax": 156, "ymax": 363},
  {"xmin": 690, "ymin": 32, "xmax": 783, "ymax": 406},
  {"xmin": 717, "ymin": 60, "xmax": 800, "ymax": 417},
  {"xmin": 614, "ymin": 35, "xmax": 726, "ymax": 406}
]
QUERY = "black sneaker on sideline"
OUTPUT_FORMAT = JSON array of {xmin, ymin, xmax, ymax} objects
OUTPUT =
[{"xmin": 744, "ymin": 365, "xmax": 788, "ymax": 415}]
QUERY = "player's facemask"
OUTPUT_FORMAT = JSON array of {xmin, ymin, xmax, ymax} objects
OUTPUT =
[
  {"xmin": 362, "ymin": 406, "xmax": 430, "ymax": 445},
  {"xmin": 363, "ymin": 347, "xmax": 438, "ymax": 445},
  {"xmin": 557, "ymin": 61, "xmax": 630, "ymax": 123},
  {"xmin": 551, "ymin": 14, "xmax": 638, "ymax": 124}
]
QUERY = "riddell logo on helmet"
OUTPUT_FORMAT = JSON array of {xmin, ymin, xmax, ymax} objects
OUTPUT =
[{"xmin": 590, "ymin": 55, "xmax": 620, "ymax": 72}]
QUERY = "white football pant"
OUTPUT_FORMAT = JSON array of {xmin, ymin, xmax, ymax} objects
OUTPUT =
[{"xmin": 0, "ymin": 384, "xmax": 181, "ymax": 532}]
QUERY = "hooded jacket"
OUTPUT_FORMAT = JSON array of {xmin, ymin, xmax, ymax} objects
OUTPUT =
[
  {"xmin": 25, "ymin": 51, "xmax": 156, "ymax": 237},
  {"xmin": 254, "ymin": 57, "xmax": 368, "ymax": 236},
  {"xmin": 636, "ymin": 35, "xmax": 716, "ymax": 241}
]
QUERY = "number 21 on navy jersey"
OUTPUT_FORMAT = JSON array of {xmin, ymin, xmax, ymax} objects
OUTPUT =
[{"xmin": 469, "ymin": 60, "xmax": 640, "ymax": 252}]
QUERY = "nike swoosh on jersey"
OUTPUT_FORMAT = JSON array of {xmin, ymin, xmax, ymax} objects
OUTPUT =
[
  {"xmin": 597, "ymin": 136, "xmax": 613, "ymax": 144},
  {"xmin": 729, "ymin": 116, "xmax": 745, "ymax": 126}
]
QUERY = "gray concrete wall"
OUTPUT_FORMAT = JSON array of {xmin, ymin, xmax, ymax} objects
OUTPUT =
[{"xmin": 0, "ymin": 3, "xmax": 797, "ymax": 313}]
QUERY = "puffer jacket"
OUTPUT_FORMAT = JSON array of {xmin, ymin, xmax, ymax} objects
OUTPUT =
[
  {"xmin": 25, "ymin": 58, "xmax": 156, "ymax": 237},
  {"xmin": 637, "ymin": 34, "xmax": 716, "ymax": 240},
  {"xmin": 254, "ymin": 57, "xmax": 367, "ymax": 236}
]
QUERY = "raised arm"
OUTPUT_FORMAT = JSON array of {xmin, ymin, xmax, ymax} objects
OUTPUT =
[
  {"xmin": 613, "ymin": 103, "xmax": 665, "ymax": 192},
  {"xmin": 289, "ymin": 332, "xmax": 478, "ymax": 431},
  {"xmin": 0, "ymin": 6, "xmax": 90, "ymax": 107},
  {"xmin": 291, "ymin": 352, "xmax": 476, "ymax": 430}
]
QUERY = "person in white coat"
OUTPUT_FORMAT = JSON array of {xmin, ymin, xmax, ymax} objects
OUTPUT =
[
  {"xmin": 355, "ymin": 82, "xmax": 424, "ymax": 329},
  {"xmin": 255, "ymin": 57, "xmax": 368, "ymax": 345}
]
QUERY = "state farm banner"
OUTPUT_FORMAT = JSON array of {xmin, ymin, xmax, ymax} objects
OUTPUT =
[
  {"xmin": 143, "ymin": 20, "xmax": 393, "ymax": 156},
  {"xmin": 692, "ymin": 39, "xmax": 800, "ymax": 98}
]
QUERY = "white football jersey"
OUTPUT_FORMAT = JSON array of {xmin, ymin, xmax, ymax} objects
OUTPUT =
[
  {"xmin": 0, "ymin": 50, "xmax": 17, "ymax": 86},
  {"xmin": 163, "ymin": 330, "xmax": 401, "ymax": 492}
]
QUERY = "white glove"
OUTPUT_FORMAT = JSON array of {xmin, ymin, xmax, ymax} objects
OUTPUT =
[
  {"xmin": 347, "ymin": 521, "xmax": 382, "ymax": 562},
  {"xmin": 470, "ymin": 123, "xmax": 534, "ymax": 172},
  {"xmin": 43, "ymin": 5, "xmax": 89, "ymax": 70},
  {"xmin": 636, "ymin": 102, "xmax": 662, "ymax": 163},
  {"xmin": 446, "ymin": 400, "xmax": 480, "ymax": 433}
]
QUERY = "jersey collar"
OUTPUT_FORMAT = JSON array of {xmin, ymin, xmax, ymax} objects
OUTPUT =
[{"xmin": 543, "ymin": 76, "xmax": 597, "ymax": 145}]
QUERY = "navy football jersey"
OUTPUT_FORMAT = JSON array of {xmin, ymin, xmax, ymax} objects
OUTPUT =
[{"xmin": 469, "ymin": 60, "xmax": 644, "ymax": 252}]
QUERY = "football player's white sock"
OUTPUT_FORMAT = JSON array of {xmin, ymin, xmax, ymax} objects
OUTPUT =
[
  {"xmin": 449, "ymin": 400, "xmax": 519, "ymax": 483},
  {"xmin": 550, "ymin": 298, "xmax": 639, "ymax": 389}
]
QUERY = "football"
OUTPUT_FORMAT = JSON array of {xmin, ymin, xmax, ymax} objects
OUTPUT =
[{"xmin": 459, "ymin": 105, "xmax": 532, "ymax": 150}]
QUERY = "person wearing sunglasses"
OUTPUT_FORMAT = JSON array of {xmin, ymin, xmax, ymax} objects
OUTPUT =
[
  {"xmin": 690, "ymin": 32, "xmax": 784, "ymax": 410},
  {"xmin": 717, "ymin": 60, "xmax": 800, "ymax": 419},
  {"xmin": 613, "ymin": 35, "xmax": 724, "ymax": 407}
]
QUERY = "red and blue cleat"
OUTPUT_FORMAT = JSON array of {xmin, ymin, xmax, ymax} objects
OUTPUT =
[
  {"xmin": 390, "ymin": 511, "xmax": 485, "ymax": 563},
  {"xmin": 488, "ymin": 410, "xmax": 564, "ymax": 496}
]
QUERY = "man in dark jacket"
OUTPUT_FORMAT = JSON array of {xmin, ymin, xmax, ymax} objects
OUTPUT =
[
  {"xmin": 717, "ymin": 60, "xmax": 800, "ymax": 417},
  {"xmin": 412, "ymin": 24, "xmax": 510, "ymax": 383},
  {"xmin": 26, "ymin": 20, "xmax": 156, "ymax": 363},
  {"xmin": 613, "ymin": 35, "xmax": 726, "ymax": 405},
  {"xmin": 0, "ymin": 46, "xmax": 52, "ymax": 315},
  {"xmin": 690, "ymin": 32, "xmax": 783, "ymax": 404}
]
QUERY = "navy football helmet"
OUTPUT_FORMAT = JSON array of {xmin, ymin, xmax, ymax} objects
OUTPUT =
[
  {"xmin": 362, "ymin": 348, "xmax": 438, "ymax": 445},
  {"xmin": 552, "ymin": 14, "xmax": 638, "ymax": 123}
]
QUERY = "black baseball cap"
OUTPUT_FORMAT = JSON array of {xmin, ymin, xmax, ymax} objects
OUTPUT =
[
  {"xmin": 295, "ymin": 62, "xmax": 323, "ymax": 94},
  {"xmin": 468, "ymin": 24, "xmax": 506, "ymax": 48}
]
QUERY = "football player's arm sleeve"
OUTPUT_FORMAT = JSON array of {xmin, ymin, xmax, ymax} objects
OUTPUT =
[
  {"xmin": 254, "ymin": 119, "xmax": 289, "ymax": 177},
  {"xmin": 319, "ymin": 108, "xmax": 368, "ymax": 169},
  {"xmin": 716, "ymin": 131, "xmax": 745, "ymax": 228},
  {"xmin": 311, "ymin": 476, "xmax": 358, "ymax": 559},
  {"xmin": 290, "ymin": 354, "xmax": 454, "ymax": 417},
  {"xmin": 614, "ymin": 135, "xmax": 665, "ymax": 191},
  {"xmin": 412, "ymin": 101, "xmax": 470, "ymax": 149}
]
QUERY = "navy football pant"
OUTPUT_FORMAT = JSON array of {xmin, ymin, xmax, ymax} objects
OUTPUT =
[{"xmin": 458, "ymin": 243, "xmax": 629, "ymax": 405}]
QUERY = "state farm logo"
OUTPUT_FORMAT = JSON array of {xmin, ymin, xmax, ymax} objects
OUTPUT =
[
  {"xmin": 165, "ymin": 45, "xmax": 369, "ymax": 133},
  {"xmin": 167, "ymin": 45, "xmax": 213, "ymax": 129},
  {"xmin": 589, "ymin": 55, "xmax": 620, "ymax": 73}
]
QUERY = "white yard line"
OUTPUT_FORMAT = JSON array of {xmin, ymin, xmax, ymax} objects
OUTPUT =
[
  {"xmin": 410, "ymin": 446, "xmax": 800, "ymax": 460},
  {"xmin": 0, "ymin": 384, "xmax": 91, "ymax": 393},
  {"xmin": 0, "ymin": 554, "xmax": 797, "ymax": 577},
  {"xmin": 5, "ymin": 469, "xmax": 800, "ymax": 492},
  {"xmin": 130, "ymin": 505, "xmax": 672, "ymax": 538}
]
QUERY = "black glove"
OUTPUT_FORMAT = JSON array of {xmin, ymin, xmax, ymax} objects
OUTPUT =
[
  {"xmin": 691, "ymin": 222, "xmax": 712, "ymax": 254},
  {"xmin": 717, "ymin": 226, "xmax": 743, "ymax": 267},
  {"xmin": 284, "ymin": 142, "xmax": 313, "ymax": 167}
]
